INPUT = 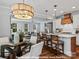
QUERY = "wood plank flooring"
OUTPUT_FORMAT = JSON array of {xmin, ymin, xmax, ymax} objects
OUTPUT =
[{"xmin": 40, "ymin": 46, "xmax": 79, "ymax": 59}]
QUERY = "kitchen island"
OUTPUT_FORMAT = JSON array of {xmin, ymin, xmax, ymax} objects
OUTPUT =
[
  {"xmin": 58, "ymin": 34, "xmax": 76, "ymax": 56},
  {"xmin": 46, "ymin": 33, "xmax": 76, "ymax": 56}
]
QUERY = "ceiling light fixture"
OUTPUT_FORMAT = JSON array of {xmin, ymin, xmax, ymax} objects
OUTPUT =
[{"xmin": 11, "ymin": 0, "xmax": 34, "ymax": 19}]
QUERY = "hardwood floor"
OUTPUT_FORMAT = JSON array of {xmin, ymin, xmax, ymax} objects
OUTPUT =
[{"xmin": 40, "ymin": 46, "xmax": 79, "ymax": 59}]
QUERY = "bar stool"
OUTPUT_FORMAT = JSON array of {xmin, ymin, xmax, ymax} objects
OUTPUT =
[
  {"xmin": 37, "ymin": 32, "xmax": 43, "ymax": 43},
  {"xmin": 46, "ymin": 35, "xmax": 52, "ymax": 47},
  {"xmin": 42, "ymin": 34, "xmax": 52, "ymax": 47},
  {"xmin": 42, "ymin": 33, "xmax": 47, "ymax": 46},
  {"xmin": 52, "ymin": 35, "xmax": 64, "ymax": 54}
]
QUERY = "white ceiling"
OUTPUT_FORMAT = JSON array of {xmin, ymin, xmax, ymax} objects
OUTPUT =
[{"xmin": 0, "ymin": 0, "xmax": 79, "ymax": 19}]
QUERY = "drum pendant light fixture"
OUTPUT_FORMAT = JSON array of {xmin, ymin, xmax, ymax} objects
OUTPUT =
[{"xmin": 11, "ymin": 0, "xmax": 34, "ymax": 19}]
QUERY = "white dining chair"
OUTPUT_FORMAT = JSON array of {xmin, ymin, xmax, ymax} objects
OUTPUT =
[
  {"xmin": 29, "ymin": 36, "xmax": 37, "ymax": 44},
  {"xmin": 18, "ymin": 41, "xmax": 44, "ymax": 59}
]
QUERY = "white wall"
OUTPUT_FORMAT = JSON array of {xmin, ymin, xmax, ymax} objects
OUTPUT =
[{"xmin": 0, "ymin": 7, "xmax": 10, "ymax": 37}]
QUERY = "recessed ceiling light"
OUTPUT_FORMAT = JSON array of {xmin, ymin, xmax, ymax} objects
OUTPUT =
[{"xmin": 72, "ymin": 6, "xmax": 76, "ymax": 9}]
